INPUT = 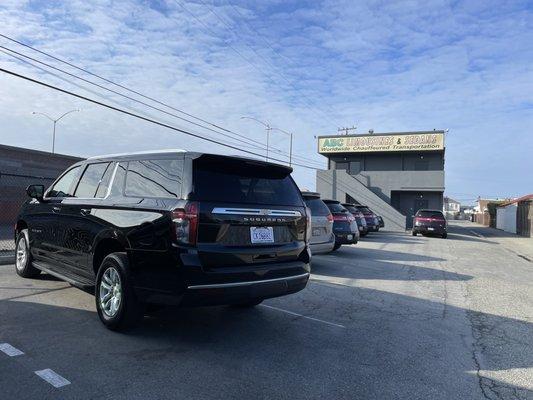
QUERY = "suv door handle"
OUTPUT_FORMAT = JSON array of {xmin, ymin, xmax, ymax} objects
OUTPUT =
[
  {"xmin": 52, "ymin": 206, "xmax": 61, "ymax": 213},
  {"xmin": 80, "ymin": 208, "xmax": 91, "ymax": 216}
]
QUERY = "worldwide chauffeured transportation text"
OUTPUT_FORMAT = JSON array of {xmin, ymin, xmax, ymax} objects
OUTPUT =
[{"xmin": 14, "ymin": 150, "xmax": 311, "ymax": 330}]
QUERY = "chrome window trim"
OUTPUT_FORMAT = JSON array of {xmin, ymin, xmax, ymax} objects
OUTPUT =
[
  {"xmin": 187, "ymin": 273, "xmax": 309, "ymax": 290},
  {"xmin": 211, "ymin": 208, "xmax": 302, "ymax": 217}
]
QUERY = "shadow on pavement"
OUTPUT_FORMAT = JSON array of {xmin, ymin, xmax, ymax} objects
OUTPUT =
[{"xmin": 1, "ymin": 281, "xmax": 531, "ymax": 399}]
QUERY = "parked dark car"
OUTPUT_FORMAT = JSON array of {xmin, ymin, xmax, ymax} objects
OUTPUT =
[
  {"xmin": 342, "ymin": 203, "xmax": 368, "ymax": 237},
  {"xmin": 322, "ymin": 200, "xmax": 359, "ymax": 250},
  {"xmin": 377, "ymin": 216, "xmax": 385, "ymax": 228},
  {"xmin": 412, "ymin": 209, "xmax": 447, "ymax": 238},
  {"xmin": 353, "ymin": 205, "xmax": 380, "ymax": 232},
  {"xmin": 302, "ymin": 192, "xmax": 335, "ymax": 254},
  {"xmin": 14, "ymin": 150, "xmax": 311, "ymax": 330}
]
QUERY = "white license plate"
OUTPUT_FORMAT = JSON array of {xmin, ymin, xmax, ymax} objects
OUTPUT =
[
  {"xmin": 347, "ymin": 234, "xmax": 353, "ymax": 240},
  {"xmin": 427, "ymin": 227, "xmax": 435, "ymax": 231},
  {"xmin": 250, "ymin": 226, "xmax": 274, "ymax": 243}
]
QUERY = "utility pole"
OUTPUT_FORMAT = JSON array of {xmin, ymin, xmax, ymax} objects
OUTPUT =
[
  {"xmin": 32, "ymin": 109, "xmax": 80, "ymax": 154},
  {"xmin": 271, "ymin": 127, "xmax": 293, "ymax": 167},
  {"xmin": 240, "ymin": 116, "xmax": 271, "ymax": 162},
  {"xmin": 338, "ymin": 125, "xmax": 357, "ymax": 135}
]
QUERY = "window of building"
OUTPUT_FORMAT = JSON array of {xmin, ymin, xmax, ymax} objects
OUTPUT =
[
  {"xmin": 414, "ymin": 160, "xmax": 429, "ymax": 170},
  {"xmin": 349, "ymin": 161, "xmax": 361, "ymax": 174},
  {"xmin": 335, "ymin": 162, "xmax": 349, "ymax": 170}
]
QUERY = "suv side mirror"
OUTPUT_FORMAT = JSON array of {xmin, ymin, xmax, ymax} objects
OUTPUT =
[{"xmin": 26, "ymin": 184, "xmax": 45, "ymax": 201}]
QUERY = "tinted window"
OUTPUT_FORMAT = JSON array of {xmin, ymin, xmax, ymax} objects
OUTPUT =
[
  {"xmin": 194, "ymin": 160, "xmax": 302, "ymax": 206},
  {"xmin": 355, "ymin": 206, "xmax": 372, "ymax": 213},
  {"xmin": 75, "ymin": 163, "xmax": 110, "ymax": 198},
  {"xmin": 48, "ymin": 166, "xmax": 80, "ymax": 198},
  {"xmin": 325, "ymin": 202, "xmax": 348, "ymax": 213},
  {"xmin": 304, "ymin": 198, "xmax": 330, "ymax": 216},
  {"xmin": 125, "ymin": 159, "xmax": 182, "ymax": 198},
  {"xmin": 343, "ymin": 205, "xmax": 357, "ymax": 213},
  {"xmin": 417, "ymin": 210, "xmax": 445, "ymax": 219},
  {"xmin": 95, "ymin": 163, "xmax": 115, "ymax": 198}
]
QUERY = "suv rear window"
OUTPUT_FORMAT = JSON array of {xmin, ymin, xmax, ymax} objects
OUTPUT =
[
  {"xmin": 325, "ymin": 202, "xmax": 348, "ymax": 213},
  {"xmin": 343, "ymin": 205, "xmax": 357, "ymax": 213},
  {"xmin": 355, "ymin": 206, "xmax": 372, "ymax": 214},
  {"xmin": 304, "ymin": 198, "xmax": 330, "ymax": 216},
  {"xmin": 193, "ymin": 158, "xmax": 302, "ymax": 206},
  {"xmin": 125, "ymin": 159, "xmax": 182, "ymax": 198},
  {"xmin": 417, "ymin": 210, "xmax": 445, "ymax": 219}
]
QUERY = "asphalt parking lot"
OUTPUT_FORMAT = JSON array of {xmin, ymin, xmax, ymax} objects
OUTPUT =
[{"xmin": 1, "ymin": 221, "xmax": 532, "ymax": 400}]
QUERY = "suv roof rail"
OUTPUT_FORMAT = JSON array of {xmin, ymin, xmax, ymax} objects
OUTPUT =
[{"xmin": 87, "ymin": 149, "xmax": 186, "ymax": 160}]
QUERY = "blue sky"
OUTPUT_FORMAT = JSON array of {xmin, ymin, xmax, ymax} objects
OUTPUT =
[{"xmin": 0, "ymin": 0, "xmax": 532, "ymax": 204}]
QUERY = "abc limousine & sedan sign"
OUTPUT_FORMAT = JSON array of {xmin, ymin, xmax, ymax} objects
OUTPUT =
[{"xmin": 318, "ymin": 133, "xmax": 444, "ymax": 154}]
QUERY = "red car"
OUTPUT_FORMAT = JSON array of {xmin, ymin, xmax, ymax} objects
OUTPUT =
[{"xmin": 412, "ymin": 209, "xmax": 447, "ymax": 238}]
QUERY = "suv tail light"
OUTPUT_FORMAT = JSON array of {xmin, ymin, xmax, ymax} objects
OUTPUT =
[
  {"xmin": 326, "ymin": 213, "xmax": 334, "ymax": 223},
  {"xmin": 172, "ymin": 202, "xmax": 199, "ymax": 245},
  {"xmin": 332, "ymin": 214, "xmax": 355, "ymax": 222},
  {"xmin": 305, "ymin": 206, "xmax": 312, "ymax": 243}
]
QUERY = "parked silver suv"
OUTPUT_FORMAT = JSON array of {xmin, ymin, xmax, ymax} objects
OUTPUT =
[{"xmin": 302, "ymin": 192, "xmax": 335, "ymax": 254}]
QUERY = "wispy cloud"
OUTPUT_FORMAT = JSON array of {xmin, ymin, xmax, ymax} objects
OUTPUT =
[{"xmin": 0, "ymin": 0, "xmax": 531, "ymax": 197}]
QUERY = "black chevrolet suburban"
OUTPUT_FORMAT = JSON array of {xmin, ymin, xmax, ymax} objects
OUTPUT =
[{"xmin": 14, "ymin": 150, "xmax": 311, "ymax": 330}]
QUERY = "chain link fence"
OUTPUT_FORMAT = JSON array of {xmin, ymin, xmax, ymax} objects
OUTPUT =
[{"xmin": 0, "ymin": 172, "xmax": 55, "ymax": 256}]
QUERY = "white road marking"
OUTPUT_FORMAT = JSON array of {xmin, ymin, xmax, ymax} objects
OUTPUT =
[
  {"xmin": 260, "ymin": 304, "xmax": 346, "ymax": 329},
  {"xmin": 0, "ymin": 343, "xmax": 24, "ymax": 357},
  {"xmin": 35, "ymin": 369, "xmax": 71, "ymax": 388},
  {"xmin": 469, "ymin": 230, "xmax": 484, "ymax": 238}
]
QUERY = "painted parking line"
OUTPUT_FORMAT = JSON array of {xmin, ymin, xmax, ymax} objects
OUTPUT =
[
  {"xmin": 260, "ymin": 304, "xmax": 346, "ymax": 329},
  {"xmin": 0, "ymin": 343, "xmax": 24, "ymax": 357},
  {"xmin": 469, "ymin": 230, "xmax": 485, "ymax": 238},
  {"xmin": 35, "ymin": 369, "xmax": 71, "ymax": 388}
]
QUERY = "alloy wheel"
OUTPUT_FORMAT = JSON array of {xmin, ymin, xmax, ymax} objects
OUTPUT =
[
  {"xmin": 16, "ymin": 236, "xmax": 27, "ymax": 271},
  {"xmin": 99, "ymin": 267, "xmax": 122, "ymax": 317}
]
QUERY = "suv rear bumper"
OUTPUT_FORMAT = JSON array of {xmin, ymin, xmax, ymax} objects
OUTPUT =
[
  {"xmin": 309, "ymin": 236, "xmax": 335, "ymax": 255},
  {"xmin": 181, "ymin": 272, "xmax": 309, "ymax": 306},
  {"xmin": 134, "ymin": 257, "xmax": 311, "ymax": 306}
]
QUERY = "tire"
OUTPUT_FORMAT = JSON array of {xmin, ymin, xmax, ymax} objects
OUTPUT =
[
  {"xmin": 231, "ymin": 298, "xmax": 263, "ymax": 308},
  {"xmin": 332, "ymin": 243, "xmax": 341, "ymax": 251},
  {"xmin": 95, "ymin": 252, "xmax": 143, "ymax": 331},
  {"xmin": 442, "ymin": 233, "xmax": 447, "ymax": 239},
  {"xmin": 412, "ymin": 231, "xmax": 417, "ymax": 236},
  {"xmin": 15, "ymin": 229, "xmax": 41, "ymax": 278}
]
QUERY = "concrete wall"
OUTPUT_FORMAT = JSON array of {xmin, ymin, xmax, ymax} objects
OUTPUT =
[
  {"xmin": 317, "ymin": 169, "xmax": 406, "ymax": 231},
  {"xmin": 352, "ymin": 170, "xmax": 445, "ymax": 203},
  {"xmin": 0, "ymin": 144, "xmax": 83, "ymax": 226}
]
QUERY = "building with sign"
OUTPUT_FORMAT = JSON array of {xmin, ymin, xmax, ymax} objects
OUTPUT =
[{"xmin": 316, "ymin": 130, "xmax": 445, "ymax": 231}]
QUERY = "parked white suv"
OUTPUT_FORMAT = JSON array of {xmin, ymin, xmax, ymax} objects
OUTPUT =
[{"xmin": 302, "ymin": 192, "xmax": 335, "ymax": 254}]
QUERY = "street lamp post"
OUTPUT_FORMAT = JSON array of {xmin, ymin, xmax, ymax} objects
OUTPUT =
[
  {"xmin": 271, "ymin": 127, "xmax": 293, "ymax": 167},
  {"xmin": 240, "ymin": 116, "xmax": 272, "ymax": 162},
  {"xmin": 32, "ymin": 109, "xmax": 80, "ymax": 154}
]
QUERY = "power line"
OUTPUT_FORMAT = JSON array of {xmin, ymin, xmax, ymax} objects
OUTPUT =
[
  {"xmin": 0, "ymin": 33, "xmax": 324, "ymax": 167},
  {"xmin": 171, "ymin": 0, "xmax": 339, "ymax": 127},
  {"xmin": 0, "ymin": 67, "xmax": 322, "ymax": 171},
  {"xmin": 0, "ymin": 45, "xmax": 267, "ymax": 152}
]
